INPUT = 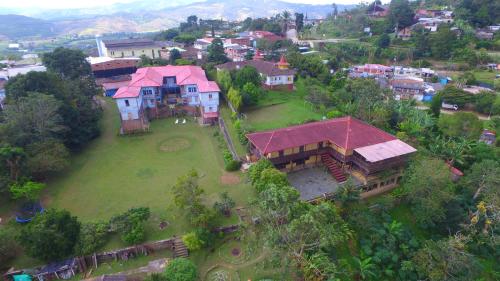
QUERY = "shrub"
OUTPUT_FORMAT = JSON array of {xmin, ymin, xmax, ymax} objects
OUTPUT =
[
  {"xmin": 76, "ymin": 221, "xmax": 109, "ymax": 255},
  {"xmin": 164, "ymin": 258, "xmax": 198, "ymax": 281},
  {"xmin": 225, "ymin": 160, "xmax": 241, "ymax": 171},
  {"xmin": 182, "ymin": 231, "xmax": 204, "ymax": 251}
]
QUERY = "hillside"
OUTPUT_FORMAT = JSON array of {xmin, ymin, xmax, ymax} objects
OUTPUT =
[
  {"xmin": 0, "ymin": 14, "xmax": 56, "ymax": 39},
  {"xmin": 0, "ymin": 0, "xmax": 354, "ymax": 38}
]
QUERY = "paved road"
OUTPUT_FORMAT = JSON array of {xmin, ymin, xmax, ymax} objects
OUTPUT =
[{"xmin": 415, "ymin": 105, "xmax": 491, "ymax": 120}]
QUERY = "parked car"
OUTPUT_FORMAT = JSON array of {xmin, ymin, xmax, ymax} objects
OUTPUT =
[{"xmin": 442, "ymin": 102, "xmax": 459, "ymax": 110}]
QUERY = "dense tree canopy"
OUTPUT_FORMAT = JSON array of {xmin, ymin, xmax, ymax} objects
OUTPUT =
[{"xmin": 18, "ymin": 209, "xmax": 81, "ymax": 262}]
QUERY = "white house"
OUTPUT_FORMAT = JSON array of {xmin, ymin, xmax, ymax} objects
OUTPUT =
[{"xmin": 113, "ymin": 65, "xmax": 220, "ymax": 133}]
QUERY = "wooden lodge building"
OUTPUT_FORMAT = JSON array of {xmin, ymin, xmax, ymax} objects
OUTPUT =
[{"xmin": 247, "ymin": 117, "xmax": 417, "ymax": 195}]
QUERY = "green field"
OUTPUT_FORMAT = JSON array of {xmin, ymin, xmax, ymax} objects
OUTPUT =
[
  {"xmin": 243, "ymin": 79, "xmax": 323, "ymax": 131},
  {"xmin": 5, "ymin": 98, "xmax": 255, "ymax": 268}
]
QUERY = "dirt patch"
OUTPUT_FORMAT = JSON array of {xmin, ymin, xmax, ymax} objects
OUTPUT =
[
  {"xmin": 220, "ymin": 173, "xmax": 241, "ymax": 185},
  {"xmin": 159, "ymin": 221, "xmax": 169, "ymax": 230},
  {"xmin": 231, "ymin": 248, "xmax": 241, "ymax": 257},
  {"xmin": 158, "ymin": 137, "xmax": 191, "ymax": 152}
]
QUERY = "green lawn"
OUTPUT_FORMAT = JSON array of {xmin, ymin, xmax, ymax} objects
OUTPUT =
[
  {"xmin": 243, "ymin": 79, "xmax": 323, "ymax": 131},
  {"xmin": 472, "ymin": 70, "xmax": 498, "ymax": 85},
  {"xmin": 7, "ymin": 97, "xmax": 255, "ymax": 268}
]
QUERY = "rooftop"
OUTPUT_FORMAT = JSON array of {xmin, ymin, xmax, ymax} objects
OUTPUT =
[
  {"xmin": 247, "ymin": 116, "xmax": 400, "ymax": 154},
  {"xmin": 216, "ymin": 60, "xmax": 296, "ymax": 76},
  {"xmin": 113, "ymin": 65, "xmax": 220, "ymax": 99}
]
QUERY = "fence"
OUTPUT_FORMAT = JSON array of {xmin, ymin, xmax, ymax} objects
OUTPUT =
[{"xmin": 4, "ymin": 225, "xmax": 240, "ymax": 281}]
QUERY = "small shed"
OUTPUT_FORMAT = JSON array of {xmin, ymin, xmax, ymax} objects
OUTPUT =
[{"xmin": 34, "ymin": 258, "xmax": 78, "ymax": 281}]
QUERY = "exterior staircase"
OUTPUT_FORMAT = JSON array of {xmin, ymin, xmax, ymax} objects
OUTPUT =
[
  {"xmin": 321, "ymin": 154, "xmax": 347, "ymax": 183},
  {"xmin": 173, "ymin": 238, "xmax": 189, "ymax": 258}
]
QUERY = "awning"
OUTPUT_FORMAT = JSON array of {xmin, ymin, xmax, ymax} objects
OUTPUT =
[{"xmin": 354, "ymin": 139, "xmax": 417, "ymax": 163}]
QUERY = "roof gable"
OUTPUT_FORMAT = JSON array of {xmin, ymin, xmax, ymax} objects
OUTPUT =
[{"xmin": 247, "ymin": 117, "xmax": 398, "ymax": 154}]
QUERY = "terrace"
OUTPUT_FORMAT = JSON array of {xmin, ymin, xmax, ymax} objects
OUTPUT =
[{"xmin": 288, "ymin": 166, "xmax": 363, "ymax": 201}]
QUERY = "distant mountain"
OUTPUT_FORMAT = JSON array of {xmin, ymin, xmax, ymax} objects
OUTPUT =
[
  {"xmin": 0, "ymin": 0, "xmax": 355, "ymax": 39},
  {"xmin": 0, "ymin": 15, "xmax": 56, "ymax": 39}
]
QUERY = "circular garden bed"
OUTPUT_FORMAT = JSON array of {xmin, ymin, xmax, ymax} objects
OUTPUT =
[
  {"xmin": 218, "ymin": 239, "xmax": 258, "ymax": 265},
  {"xmin": 205, "ymin": 266, "xmax": 239, "ymax": 281}
]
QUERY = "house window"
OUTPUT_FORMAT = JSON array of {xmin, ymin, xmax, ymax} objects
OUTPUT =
[
  {"xmin": 209, "ymin": 94, "xmax": 213, "ymax": 99},
  {"xmin": 143, "ymin": 89, "xmax": 153, "ymax": 95},
  {"xmin": 318, "ymin": 142, "xmax": 323, "ymax": 149},
  {"xmin": 125, "ymin": 100, "xmax": 130, "ymax": 107},
  {"xmin": 299, "ymin": 146, "xmax": 304, "ymax": 153},
  {"xmin": 150, "ymin": 100, "xmax": 155, "ymax": 106},
  {"xmin": 279, "ymin": 150, "xmax": 284, "ymax": 157},
  {"xmin": 208, "ymin": 106, "xmax": 213, "ymax": 112},
  {"xmin": 188, "ymin": 86, "xmax": 197, "ymax": 93},
  {"xmin": 132, "ymin": 51, "xmax": 135, "ymax": 56},
  {"xmin": 111, "ymin": 51, "xmax": 115, "ymax": 55},
  {"xmin": 121, "ymin": 52, "xmax": 124, "ymax": 57}
]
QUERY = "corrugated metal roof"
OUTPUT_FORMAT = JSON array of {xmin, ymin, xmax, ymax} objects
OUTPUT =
[{"xmin": 354, "ymin": 139, "xmax": 417, "ymax": 163}]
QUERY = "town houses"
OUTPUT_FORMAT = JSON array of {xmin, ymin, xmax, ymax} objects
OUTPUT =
[
  {"xmin": 113, "ymin": 65, "xmax": 220, "ymax": 133},
  {"xmin": 216, "ymin": 54, "xmax": 296, "ymax": 90}
]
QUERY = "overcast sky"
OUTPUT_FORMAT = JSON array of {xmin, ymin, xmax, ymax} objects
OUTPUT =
[{"xmin": 0, "ymin": 0, "xmax": 367, "ymax": 9}]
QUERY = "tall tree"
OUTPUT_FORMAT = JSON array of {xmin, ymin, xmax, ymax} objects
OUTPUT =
[
  {"xmin": 2, "ymin": 93, "xmax": 64, "ymax": 147},
  {"xmin": 437, "ymin": 112, "xmax": 483, "ymax": 141},
  {"xmin": 18, "ymin": 209, "xmax": 80, "ymax": 262},
  {"xmin": 403, "ymin": 158, "xmax": 455, "ymax": 228},
  {"xmin": 207, "ymin": 38, "xmax": 228, "ymax": 65},
  {"xmin": 42, "ymin": 47, "xmax": 93, "ymax": 79},
  {"xmin": 388, "ymin": 0, "xmax": 415, "ymax": 30},
  {"xmin": 295, "ymin": 13, "xmax": 304, "ymax": 32},
  {"xmin": 413, "ymin": 235, "xmax": 480, "ymax": 281}
]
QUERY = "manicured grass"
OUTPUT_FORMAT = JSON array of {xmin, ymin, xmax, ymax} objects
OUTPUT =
[
  {"xmin": 46, "ymin": 98, "xmax": 253, "ymax": 234},
  {"xmin": 6, "ymin": 97, "xmax": 255, "ymax": 268},
  {"xmin": 244, "ymin": 80, "xmax": 323, "ymax": 131}
]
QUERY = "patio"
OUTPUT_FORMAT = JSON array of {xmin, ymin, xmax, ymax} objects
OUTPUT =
[{"xmin": 287, "ymin": 166, "xmax": 361, "ymax": 201}]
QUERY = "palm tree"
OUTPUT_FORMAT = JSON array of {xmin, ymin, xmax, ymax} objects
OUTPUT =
[
  {"xmin": 281, "ymin": 10, "xmax": 291, "ymax": 33},
  {"xmin": 353, "ymin": 256, "xmax": 377, "ymax": 280}
]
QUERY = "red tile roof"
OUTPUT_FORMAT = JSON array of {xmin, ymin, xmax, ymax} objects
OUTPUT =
[{"xmin": 247, "ymin": 116, "xmax": 397, "ymax": 154}]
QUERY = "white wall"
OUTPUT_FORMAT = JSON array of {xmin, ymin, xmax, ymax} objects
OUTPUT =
[
  {"xmin": 200, "ymin": 92, "xmax": 219, "ymax": 112},
  {"xmin": 265, "ymin": 75, "xmax": 294, "ymax": 86},
  {"xmin": 116, "ymin": 95, "xmax": 143, "ymax": 120}
]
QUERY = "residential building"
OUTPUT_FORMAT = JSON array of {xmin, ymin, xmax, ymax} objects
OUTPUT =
[
  {"xmin": 88, "ymin": 57, "xmax": 139, "ymax": 79},
  {"xmin": 194, "ymin": 38, "xmax": 214, "ymax": 51},
  {"xmin": 350, "ymin": 64, "xmax": 393, "ymax": 78},
  {"xmin": 475, "ymin": 30, "xmax": 494, "ymax": 40},
  {"xmin": 113, "ymin": 65, "xmax": 220, "ymax": 133},
  {"xmin": 247, "ymin": 117, "xmax": 416, "ymax": 196},
  {"xmin": 391, "ymin": 78, "xmax": 425, "ymax": 100},
  {"xmin": 216, "ymin": 54, "xmax": 296, "ymax": 90},
  {"xmin": 96, "ymin": 37, "xmax": 179, "ymax": 59},
  {"xmin": 367, "ymin": 5, "xmax": 389, "ymax": 18},
  {"xmin": 223, "ymin": 44, "xmax": 250, "ymax": 62},
  {"xmin": 393, "ymin": 66, "xmax": 435, "ymax": 79}
]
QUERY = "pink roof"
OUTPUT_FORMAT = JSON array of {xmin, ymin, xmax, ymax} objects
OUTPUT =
[
  {"xmin": 114, "ymin": 86, "xmax": 141, "ymax": 99},
  {"xmin": 247, "ymin": 116, "xmax": 399, "ymax": 154},
  {"xmin": 113, "ymin": 65, "xmax": 220, "ymax": 99}
]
